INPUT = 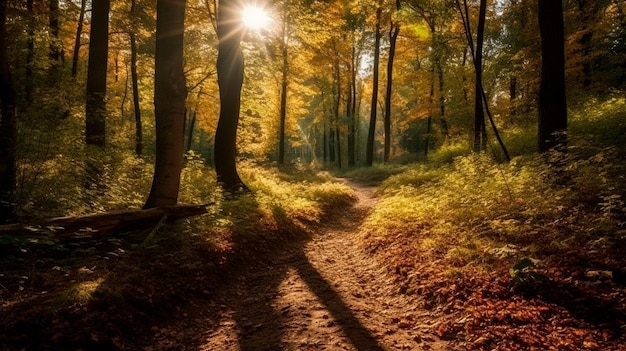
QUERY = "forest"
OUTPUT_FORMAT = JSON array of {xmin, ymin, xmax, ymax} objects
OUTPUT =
[{"xmin": 1, "ymin": 0, "xmax": 625, "ymax": 349}]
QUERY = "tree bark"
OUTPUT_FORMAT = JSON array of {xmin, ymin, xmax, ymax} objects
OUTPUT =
[
  {"xmin": 130, "ymin": 0, "xmax": 142, "ymax": 156},
  {"xmin": 72, "ymin": 0, "xmax": 87, "ymax": 78},
  {"xmin": 0, "ymin": 204, "xmax": 209, "ymax": 240},
  {"xmin": 278, "ymin": 6, "xmax": 289, "ymax": 165},
  {"xmin": 49, "ymin": 0, "xmax": 61, "ymax": 73},
  {"xmin": 85, "ymin": 0, "xmax": 110, "ymax": 149},
  {"xmin": 537, "ymin": 0, "xmax": 567, "ymax": 152},
  {"xmin": 365, "ymin": 7, "xmax": 382, "ymax": 167},
  {"xmin": 0, "ymin": 0, "xmax": 17, "ymax": 222},
  {"xmin": 144, "ymin": 0, "xmax": 188, "ymax": 208},
  {"xmin": 214, "ymin": 0, "xmax": 248, "ymax": 191},
  {"xmin": 384, "ymin": 19, "xmax": 399, "ymax": 163},
  {"xmin": 473, "ymin": 0, "xmax": 487, "ymax": 152},
  {"xmin": 26, "ymin": 0, "xmax": 34, "ymax": 103}
]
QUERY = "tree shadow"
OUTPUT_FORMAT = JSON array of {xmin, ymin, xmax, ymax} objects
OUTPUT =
[{"xmin": 223, "ymin": 203, "xmax": 384, "ymax": 351}]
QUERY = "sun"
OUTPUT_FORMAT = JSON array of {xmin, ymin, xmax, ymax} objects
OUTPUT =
[{"xmin": 242, "ymin": 6, "xmax": 271, "ymax": 30}]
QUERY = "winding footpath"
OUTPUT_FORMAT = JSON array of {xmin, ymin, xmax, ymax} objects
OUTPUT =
[{"xmin": 152, "ymin": 181, "xmax": 450, "ymax": 350}]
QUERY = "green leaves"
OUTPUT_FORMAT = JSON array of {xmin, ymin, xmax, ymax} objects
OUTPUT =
[{"xmin": 509, "ymin": 257, "xmax": 549, "ymax": 291}]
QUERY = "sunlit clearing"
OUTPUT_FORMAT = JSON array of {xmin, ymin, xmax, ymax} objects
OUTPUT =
[{"xmin": 242, "ymin": 6, "xmax": 271, "ymax": 30}]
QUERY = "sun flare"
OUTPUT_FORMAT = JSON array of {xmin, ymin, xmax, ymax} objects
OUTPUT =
[{"xmin": 242, "ymin": 6, "xmax": 271, "ymax": 30}]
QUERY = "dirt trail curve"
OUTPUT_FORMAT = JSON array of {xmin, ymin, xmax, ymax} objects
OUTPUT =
[{"xmin": 151, "ymin": 180, "xmax": 449, "ymax": 351}]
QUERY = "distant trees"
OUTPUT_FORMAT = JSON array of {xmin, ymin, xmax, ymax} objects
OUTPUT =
[{"xmin": 144, "ymin": 0, "xmax": 188, "ymax": 208}]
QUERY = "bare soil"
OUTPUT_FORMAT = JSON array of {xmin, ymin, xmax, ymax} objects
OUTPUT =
[{"xmin": 149, "ymin": 182, "xmax": 450, "ymax": 350}]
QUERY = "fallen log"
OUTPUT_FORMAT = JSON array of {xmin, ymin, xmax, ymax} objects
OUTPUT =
[{"xmin": 0, "ymin": 204, "xmax": 210, "ymax": 241}]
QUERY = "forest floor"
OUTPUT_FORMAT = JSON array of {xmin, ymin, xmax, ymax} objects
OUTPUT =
[
  {"xmin": 153, "ymin": 181, "xmax": 451, "ymax": 351},
  {"xmin": 1, "ymin": 179, "xmax": 626, "ymax": 350}
]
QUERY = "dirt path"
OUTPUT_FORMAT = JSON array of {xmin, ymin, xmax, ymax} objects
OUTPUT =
[{"xmin": 151, "ymin": 181, "xmax": 449, "ymax": 351}]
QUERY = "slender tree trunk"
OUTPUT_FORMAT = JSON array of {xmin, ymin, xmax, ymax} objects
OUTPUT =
[
  {"xmin": 473, "ymin": 0, "xmax": 487, "ymax": 152},
  {"xmin": 85, "ymin": 0, "xmax": 110, "ymax": 149},
  {"xmin": 72, "ymin": 0, "xmax": 86, "ymax": 78},
  {"xmin": 384, "ymin": 20, "xmax": 399, "ymax": 163},
  {"xmin": 278, "ymin": 7, "xmax": 289, "ymax": 165},
  {"xmin": 538, "ymin": 0, "xmax": 567, "ymax": 152},
  {"xmin": 424, "ymin": 65, "xmax": 435, "ymax": 158},
  {"xmin": 186, "ymin": 110, "xmax": 197, "ymax": 152},
  {"xmin": 144, "ymin": 0, "xmax": 188, "ymax": 208},
  {"xmin": 26, "ymin": 0, "xmax": 34, "ymax": 103},
  {"xmin": 366, "ymin": 7, "xmax": 382, "ymax": 167},
  {"xmin": 130, "ymin": 32, "xmax": 142, "ymax": 155},
  {"xmin": 49, "ymin": 0, "xmax": 61, "ymax": 73},
  {"xmin": 436, "ymin": 60, "xmax": 448, "ymax": 138},
  {"xmin": 0, "ymin": 0, "xmax": 17, "ymax": 221},
  {"xmin": 333, "ymin": 55, "xmax": 342, "ymax": 168},
  {"xmin": 130, "ymin": 0, "xmax": 142, "ymax": 155},
  {"xmin": 347, "ymin": 35, "xmax": 356, "ymax": 167},
  {"xmin": 214, "ymin": 0, "xmax": 247, "ymax": 191}
]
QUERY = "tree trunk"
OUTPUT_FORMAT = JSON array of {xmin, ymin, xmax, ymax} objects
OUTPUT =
[
  {"xmin": 72, "ymin": 0, "xmax": 87, "ymax": 78},
  {"xmin": 278, "ymin": 8, "xmax": 289, "ymax": 165},
  {"xmin": 130, "ymin": 0, "xmax": 142, "ymax": 156},
  {"xmin": 333, "ymin": 55, "xmax": 342, "ymax": 168},
  {"xmin": 85, "ymin": 0, "xmax": 110, "ymax": 149},
  {"xmin": 214, "ymin": 0, "xmax": 248, "ymax": 192},
  {"xmin": 0, "ymin": 0, "xmax": 17, "ymax": 222},
  {"xmin": 384, "ymin": 20, "xmax": 399, "ymax": 163},
  {"xmin": 436, "ymin": 60, "xmax": 448, "ymax": 138},
  {"xmin": 473, "ymin": 0, "xmax": 487, "ymax": 152},
  {"xmin": 26, "ymin": 0, "xmax": 34, "ymax": 103},
  {"xmin": 538, "ymin": 0, "xmax": 567, "ymax": 152},
  {"xmin": 0, "ymin": 204, "xmax": 209, "ymax": 240},
  {"xmin": 365, "ymin": 7, "xmax": 382, "ymax": 167},
  {"xmin": 347, "ymin": 36, "xmax": 357, "ymax": 167},
  {"xmin": 144, "ymin": 0, "xmax": 188, "ymax": 208},
  {"xmin": 48, "ymin": 0, "xmax": 61, "ymax": 73}
]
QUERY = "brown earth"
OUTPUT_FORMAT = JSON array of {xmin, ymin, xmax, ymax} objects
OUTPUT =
[{"xmin": 148, "ymin": 182, "xmax": 451, "ymax": 350}]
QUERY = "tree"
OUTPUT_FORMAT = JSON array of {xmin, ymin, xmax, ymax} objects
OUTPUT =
[
  {"xmin": 537, "ymin": 0, "xmax": 567, "ymax": 152},
  {"xmin": 365, "ymin": 6, "xmax": 382, "ymax": 167},
  {"xmin": 473, "ymin": 0, "xmax": 487, "ymax": 152},
  {"xmin": 85, "ymin": 0, "xmax": 111, "ymax": 149},
  {"xmin": 0, "ymin": 0, "xmax": 17, "ymax": 221},
  {"xmin": 71, "ymin": 0, "xmax": 87, "ymax": 78},
  {"xmin": 278, "ymin": 1, "xmax": 290, "ymax": 165},
  {"xmin": 144, "ymin": 0, "xmax": 188, "ymax": 208},
  {"xmin": 384, "ymin": 0, "xmax": 400, "ymax": 163},
  {"xmin": 214, "ymin": 0, "xmax": 248, "ymax": 191},
  {"xmin": 129, "ymin": 0, "xmax": 143, "ymax": 155}
]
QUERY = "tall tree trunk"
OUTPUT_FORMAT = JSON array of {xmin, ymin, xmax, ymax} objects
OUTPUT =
[
  {"xmin": 365, "ymin": 6, "xmax": 381, "ymax": 167},
  {"xmin": 278, "ymin": 6, "xmax": 289, "ymax": 165},
  {"xmin": 130, "ymin": 0, "xmax": 142, "ymax": 155},
  {"xmin": 0, "ymin": 0, "xmax": 17, "ymax": 221},
  {"xmin": 26, "ymin": 0, "xmax": 34, "ymax": 103},
  {"xmin": 384, "ymin": 19, "xmax": 399, "ymax": 163},
  {"xmin": 71, "ymin": 0, "xmax": 86, "ymax": 78},
  {"xmin": 49, "ymin": 0, "xmax": 61, "ymax": 73},
  {"xmin": 436, "ymin": 60, "xmax": 448, "ymax": 138},
  {"xmin": 214, "ymin": 0, "xmax": 247, "ymax": 191},
  {"xmin": 85, "ymin": 0, "xmax": 110, "ymax": 149},
  {"xmin": 473, "ymin": 0, "xmax": 487, "ymax": 152},
  {"xmin": 144, "ymin": 0, "xmax": 188, "ymax": 208},
  {"xmin": 333, "ymin": 55, "xmax": 342, "ymax": 168},
  {"xmin": 347, "ymin": 40, "xmax": 355, "ymax": 167},
  {"xmin": 424, "ymin": 65, "xmax": 435, "ymax": 158},
  {"xmin": 538, "ymin": 0, "xmax": 567, "ymax": 152},
  {"xmin": 186, "ymin": 110, "xmax": 197, "ymax": 152}
]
